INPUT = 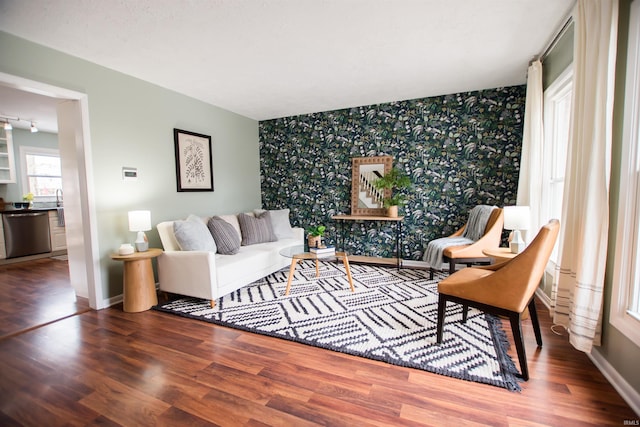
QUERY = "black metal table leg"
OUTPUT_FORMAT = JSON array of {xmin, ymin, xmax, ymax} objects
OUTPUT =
[{"xmin": 396, "ymin": 220, "xmax": 402, "ymax": 270}]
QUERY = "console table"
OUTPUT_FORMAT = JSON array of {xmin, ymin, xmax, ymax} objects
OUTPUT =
[{"xmin": 331, "ymin": 215, "xmax": 403, "ymax": 269}]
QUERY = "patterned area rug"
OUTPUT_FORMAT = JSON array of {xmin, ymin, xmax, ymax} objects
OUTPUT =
[{"xmin": 154, "ymin": 261, "xmax": 521, "ymax": 391}]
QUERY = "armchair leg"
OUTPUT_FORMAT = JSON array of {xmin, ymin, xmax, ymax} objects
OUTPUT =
[
  {"xmin": 462, "ymin": 305, "xmax": 468, "ymax": 323},
  {"xmin": 436, "ymin": 297, "xmax": 447, "ymax": 343},
  {"xmin": 528, "ymin": 298, "xmax": 543, "ymax": 347},
  {"xmin": 430, "ymin": 268, "xmax": 434, "ymax": 280},
  {"xmin": 449, "ymin": 260, "xmax": 456, "ymax": 275},
  {"xmin": 509, "ymin": 313, "xmax": 529, "ymax": 381}
]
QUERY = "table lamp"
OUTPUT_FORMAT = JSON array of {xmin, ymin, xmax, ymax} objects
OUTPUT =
[
  {"xmin": 128, "ymin": 210, "xmax": 151, "ymax": 252},
  {"xmin": 503, "ymin": 206, "xmax": 531, "ymax": 254}
]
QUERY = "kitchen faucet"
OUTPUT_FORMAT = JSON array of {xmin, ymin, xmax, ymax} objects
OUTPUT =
[{"xmin": 56, "ymin": 189, "xmax": 63, "ymax": 207}]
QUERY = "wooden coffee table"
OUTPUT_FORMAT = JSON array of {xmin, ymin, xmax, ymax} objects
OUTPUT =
[{"xmin": 280, "ymin": 245, "xmax": 355, "ymax": 295}]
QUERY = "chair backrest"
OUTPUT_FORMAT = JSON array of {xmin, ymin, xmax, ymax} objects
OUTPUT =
[
  {"xmin": 495, "ymin": 219, "xmax": 560, "ymax": 312},
  {"xmin": 451, "ymin": 207, "xmax": 503, "ymax": 241},
  {"xmin": 479, "ymin": 208, "xmax": 504, "ymax": 245},
  {"xmin": 484, "ymin": 208, "xmax": 504, "ymax": 234}
]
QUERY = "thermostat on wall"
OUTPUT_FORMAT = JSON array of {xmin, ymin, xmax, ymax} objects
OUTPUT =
[{"xmin": 122, "ymin": 167, "xmax": 138, "ymax": 181}]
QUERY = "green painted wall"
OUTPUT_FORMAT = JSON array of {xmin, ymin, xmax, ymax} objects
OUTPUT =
[
  {"xmin": 0, "ymin": 31, "xmax": 261, "ymax": 301},
  {"xmin": 542, "ymin": 22, "xmax": 574, "ymax": 91}
]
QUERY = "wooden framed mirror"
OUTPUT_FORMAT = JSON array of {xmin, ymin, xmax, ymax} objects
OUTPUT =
[{"xmin": 351, "ymin": 156, "xmax": 393, "ymax": 216}]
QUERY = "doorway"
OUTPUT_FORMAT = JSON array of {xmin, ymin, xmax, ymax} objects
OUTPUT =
[{"xmin": 0, "ymin": 71, "xmax": 102, "ymax": 310}]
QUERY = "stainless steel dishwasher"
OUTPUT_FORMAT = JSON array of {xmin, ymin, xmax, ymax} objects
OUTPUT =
[{"xmin": 2, "ymin": 211, "xmax": 52, "ymax": 258}]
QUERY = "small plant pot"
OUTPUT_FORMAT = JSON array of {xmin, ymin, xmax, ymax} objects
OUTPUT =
[
  {"xmin": 308, "ymin": 235, "xmax": 322, "ymax": 248},
  {"xmin": 387, "ymin": 205, "xmax": 399, "ymax": 218}
]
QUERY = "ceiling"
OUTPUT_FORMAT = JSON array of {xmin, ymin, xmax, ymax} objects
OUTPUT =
[{"xmin": 0, "ymin": 0, "xmax": 574, "ymax": 132}]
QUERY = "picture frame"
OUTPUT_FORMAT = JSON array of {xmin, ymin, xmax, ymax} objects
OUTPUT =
[{"xmin": 173, "ymin": 128, "xmax": 214, "ymax": 192}]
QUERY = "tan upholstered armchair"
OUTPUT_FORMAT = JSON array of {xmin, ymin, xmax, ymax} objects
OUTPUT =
[
  {"xmin": 429, "ymin": 208, "xmax": 504, "ymax": 279},
  {"xmin": 436, "ymin": 219, "xmax": 560, "ymax": 381}
]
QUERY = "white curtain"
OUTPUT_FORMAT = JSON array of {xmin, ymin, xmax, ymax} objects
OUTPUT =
[
  {"xmin": 551, "ymin": 0, "xmax": 618, "ymax": 352},
  {"xmin": 517, "ymin": 59, "xmax": 544, "ymax": 239}
]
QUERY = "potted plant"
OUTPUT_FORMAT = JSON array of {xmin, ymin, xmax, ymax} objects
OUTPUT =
[
  {"xmin": 307, "ymin": 225, "xmax": 326, "ymax": 248},
  {"xmin": 373, "ymin": 167, "xmax": 411, "ymax": 217},
  {"xmin": 17, "ymin": 192, "xmax": 34, "ymax": 209}
]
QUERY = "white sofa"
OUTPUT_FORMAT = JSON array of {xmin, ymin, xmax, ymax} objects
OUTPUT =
[{"xmin": 156, "ymin": 212, "xmax": 303, "ymax": 305}]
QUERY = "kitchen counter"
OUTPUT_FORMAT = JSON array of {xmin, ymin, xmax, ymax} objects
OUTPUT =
[{"xmin": 0, "ymin": 207, "xmax": 61, "ymax": 214}]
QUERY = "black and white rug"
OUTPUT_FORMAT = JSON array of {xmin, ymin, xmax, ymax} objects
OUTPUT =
[{"xmin": 154, "ymin": 261, "xmax": 521, "ymax": 391}]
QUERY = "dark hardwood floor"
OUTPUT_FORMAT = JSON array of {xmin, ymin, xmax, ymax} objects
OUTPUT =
[
  {"xmin": 0, "ymin": 257, "xmax": 90, "ymax": 340},
  {"xmin": 0, "ymin": 258, "xmax": 637, "ymax": 426}
]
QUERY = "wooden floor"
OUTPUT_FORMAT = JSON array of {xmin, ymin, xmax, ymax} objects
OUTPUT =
[
  {"xmin": 0, "ymin": 259, "xmax": 637, "ymax": 426},
  {"xmin": 0, "ymin": 257, "xmax": 90, "ymax": 340}
]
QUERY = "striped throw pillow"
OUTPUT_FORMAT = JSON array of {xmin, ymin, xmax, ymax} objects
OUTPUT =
[
  {"xmin": 207, "ymin": 216, "xmax": 241, "ymax": 255},
  {"xmin": 238, "ymin": 211, "xmax": 277, "ymax": 246}
]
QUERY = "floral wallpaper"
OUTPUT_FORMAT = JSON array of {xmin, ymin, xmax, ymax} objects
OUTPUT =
[{"xmin": 259, "ymin": 85, "xmax": 525, "ymax": 261}]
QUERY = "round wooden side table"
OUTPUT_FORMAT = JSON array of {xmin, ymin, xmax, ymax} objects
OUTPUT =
[
  {"xmin": 482, "ymin": 247, "xmax": 519, "ymax": 263},
  {"xmin": 111, "ymin": 248, "xmax": 163, "ymax": 312}
]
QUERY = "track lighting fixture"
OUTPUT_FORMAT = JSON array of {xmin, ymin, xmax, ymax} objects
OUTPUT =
[{"xmin": 0, "ymin": 115, "xmax": 40, "ymax": 132}]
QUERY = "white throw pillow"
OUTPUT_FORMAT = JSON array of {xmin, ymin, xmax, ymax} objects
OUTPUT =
[{"xmin": 173, "ymin": 214, "xmax": 217, "ymax": 252}]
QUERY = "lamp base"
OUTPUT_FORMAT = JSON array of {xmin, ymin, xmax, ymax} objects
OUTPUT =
[
  {"xmin": 509, "ymin": 229, "xmax": 525, "ymax": 254},
  {"xmin": 135, "ymin": 231, "xmax": 149, "ymax": 252},
  {"xmin": 135, "ymin": 241, "xmax": 149, "ymax": 252},
  {"xmin": 510, "ymin": 240, "xmax": 525, "ymax": 254}
]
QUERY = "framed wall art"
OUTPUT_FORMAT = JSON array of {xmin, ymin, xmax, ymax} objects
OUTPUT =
[{"xmin": 173, "ymin": 128, "xmax": 214, "ymax": 192}]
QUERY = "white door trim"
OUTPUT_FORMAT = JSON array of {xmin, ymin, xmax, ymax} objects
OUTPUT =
[{"xmin": 0, "ymin": 71, "xmax": 104, "ymax": 309}]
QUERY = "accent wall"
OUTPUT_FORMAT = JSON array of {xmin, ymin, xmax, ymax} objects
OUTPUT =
[{"xmin": 260, "ymin": 86, "xmax": 526, "ymax": 261}]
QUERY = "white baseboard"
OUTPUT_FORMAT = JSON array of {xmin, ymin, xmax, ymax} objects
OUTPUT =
[
  {"xmin": 102, "ymin": 294, "xmax": 123, "ymax": 308},
  {"xmin": 589, "ymin": 348, "xmax": 640, "ymax": 417}
]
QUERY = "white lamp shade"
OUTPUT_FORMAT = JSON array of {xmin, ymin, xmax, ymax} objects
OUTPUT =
[
  {"xmin": 128, "ymin": 210, "xmax": 151, "ymax": 232},
  {"xmin": 503, "ymin": 206, "xmax": 531, "ymax": 231}
]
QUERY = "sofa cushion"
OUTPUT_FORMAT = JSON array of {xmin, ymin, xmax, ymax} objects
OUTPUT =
[
  {"xmin": 173, "ymin": 215, "xmax": 217, "ymax": 252},
  {"xmin": 238, "ymin": 211, "xmax": 277, "ymax": 246},
  {"xmin": 208, "ymin": 216, "xmax": 241, "ymax": 254},
  {"xmin": 255, "ymin": 208, "xmax": 294, "ymax": 240}
]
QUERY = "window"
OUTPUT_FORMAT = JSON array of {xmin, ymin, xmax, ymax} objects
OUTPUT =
[
  {"xmin": 20, "ymin": 146, "xmax": 62, "ymax": 200},
  {"xmin": 542, "ymin": 65, "xmax": 572, "ymax": 263},
  {"xmin": 611, "ymin": 0, "xmax": 640, "ymax": 345}
]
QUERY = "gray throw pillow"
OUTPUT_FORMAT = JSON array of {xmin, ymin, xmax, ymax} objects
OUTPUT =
[
  {"xmin": 207, "ymin": 216, "xmax": 241, "ymax": 254},
  {"xmin": 238, "ymin": 211, "xmax": 277, "ymax": 246},
  {"xmin": 255, "ymin": 208, "xmax": 294, "ymax": 240},
  {"xmin": 173, "ymin": 216, "xmax": 217, "ymax": 252}
]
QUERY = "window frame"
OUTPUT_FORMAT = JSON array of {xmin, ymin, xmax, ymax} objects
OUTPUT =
[
  {"xmin": 610, "ymin": 0, "xmax": 640, "ymax": 345},
  {"xmin": 19, "ymin": 145, "xmax": 62, "ymax": 202},
  {"xmin": 542, "ymin": 64, "xmax": 573, "ymax": 266}
]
